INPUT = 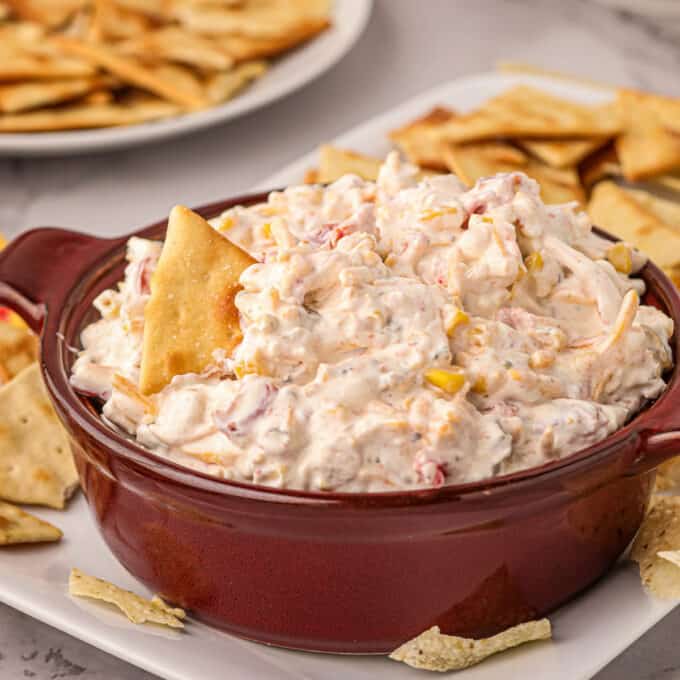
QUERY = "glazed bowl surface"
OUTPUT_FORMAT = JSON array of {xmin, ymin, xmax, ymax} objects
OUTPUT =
[{"xmin": 1, "ymin": 193, "xmax": 680, "ymax": 653}]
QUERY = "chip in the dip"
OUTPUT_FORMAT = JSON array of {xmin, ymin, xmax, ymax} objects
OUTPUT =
[
  {"xmin": 139, "ymin": 205, "xmax": 255, "ymax": 395},
  {"xmin": 0, "ymin": 363, "xmax": 78, "ymax": 509},
  {"xmin": 631, "ymin": 496, "xmax": 680, "ymax": 599},
  {"xmin": 389, "ymin": 620, "xmax": 552, "ymax": 672},
  {"xmin": 69, "ymin": 568, "xmax": 186, "ymax": 628},
  {"xmin": 0, "ymin": 500, "xmax": 62, "ymax": 545}
]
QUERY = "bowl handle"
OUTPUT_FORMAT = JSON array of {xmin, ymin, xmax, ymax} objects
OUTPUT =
[{"xmin": 0, "ymin": 228, "xmax": 125, "ymax": 333}]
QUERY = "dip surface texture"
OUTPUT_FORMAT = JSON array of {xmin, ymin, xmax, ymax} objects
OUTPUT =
[{"xmin": 71, "ymin": 155, "xmax": 674, "ymax": 492}]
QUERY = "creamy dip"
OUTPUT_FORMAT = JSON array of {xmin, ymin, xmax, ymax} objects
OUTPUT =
[{"xmin": 71, "ymin": 153, "xmax": 674, "ymax": 492}]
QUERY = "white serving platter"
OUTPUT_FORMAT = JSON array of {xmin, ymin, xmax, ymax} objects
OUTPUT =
[
  {"xmin": 1, "ymin": 71, "xmax": 677, "ymax": 680},
  {"xmin": 0, "ymin": 0, "xmax": 372, "ymax": 157}
]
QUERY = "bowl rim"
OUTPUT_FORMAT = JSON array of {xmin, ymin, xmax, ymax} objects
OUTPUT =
[{"xmin": 43, "ymin": 191, "xmax": 680, "ymax": 506}]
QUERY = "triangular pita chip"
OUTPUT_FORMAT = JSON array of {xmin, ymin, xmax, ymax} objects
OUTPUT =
[
  {"xmin": 516, "ymin": 136, "xmax": 608, "ymax": 168},
  {"xmin": 317, "ymin": 145, "xmax": 383, "ymax": 183},
  {"xmin": 0, "ymin": 500, "xmax": 62, "ymax": 545},
  {"xmin": 435, "ymin": 86, "xmax": 621, "ymax": 143},
  {"xmin": 139, "ymin": 205, "xmax": 255, "ymax": 395},
  {"xmin": 580, "ymin": 143, "xmax": 621, "ymax": 189},
  {"xmin": 443, "ymin": 142, "xmax": 584, "ymax": 204},
  {"xmin": 656, "ymin": 459, "xmax": 680, "ymax": 491},
  {"xmin": 69, "ymin": 568, "xmax": 186, "ymax": 628},
  {"xmin": 389, "ymin": 620, "xmax": 551, "ymax": 672},
  {"xmin": 173, "ymin": 0, "xmax": 331, "ymax": 38},
  {"xmin": 205, "ymin": 60, "xmax": 267, "ymax": 105},
  {"xmin": 623, "ymin": 187, "xmax": 680, "ymax": 229},
  {"xmin": 631, "ymin": 496, "xmax": 680, "ymax": 599},
  {"xmin": 389, "ymin": 106, "xmax": 457, "ymax": 170},
  {"xmin": 588, "ymin": 181, "xmax": 680, "ymax": 269},
  {"xmin": 616, "ymin": 89, "xmax": 680, "ymax": 181},
  {"xmin": 0, "ymin": 363, "xmax": 78, "ymax": 509}
]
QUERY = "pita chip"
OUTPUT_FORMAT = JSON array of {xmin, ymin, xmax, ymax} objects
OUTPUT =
[
  {"xmin": 139, "ymin": 206, "xmax": 255, "ymax": 395},
  {"xmin": 444, "ymin": 142, "xmax": 584, "ymax": 204},
  {"xmin": 317, "ymin": 145, "xmax": 383, "ymax": 183},
  {"xmin": 588, "ymin": 182, "xmax": 680, "ymax": 269},
  {"xmin": 0, "ymin": 500, "xmax": 62, "ymax": 545},
  {"xmin": 616, "ymin": 89, "xmax": 680, "ymax": 181},
  {"xmin": 0, "ymin": 363, "xmax": 78, "ymax": 509},
  {"xmin": 517, "ymin": 136, "xmax": 608, "ymax": 168},
  {"xmin": 435, "ymin": 85, "xmax": 621, "ymax": 143},
  {"xmin": 389, "ymin": 106, "xmax": 457, "ymax": 170}
]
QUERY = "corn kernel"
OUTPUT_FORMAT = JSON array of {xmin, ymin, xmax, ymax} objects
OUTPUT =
[
  {"xmin": 420, "ymin": 209, "xmax": 444, "ymax": 222},
  {"xmin": 384, "ymin": 253, "xmax": 398, "ymax": 267},
  {"xmin": 525, "ymin": 252, "xmax": 543, "ymax": 273},
  {"xmin": 219, "ymin": 216, "xmax": 234, "ymax": 232},
  {"xmin": 446, "ymin": 308, "xmax": 470, "ymax": 336},
  {"xmin": 529, "ymin": 350, "xmax": 555, "ymax": 369},
  {"xmin": 508, "ymin": 368, "xmax": 523, "ymax": 381},
  {"xmin": 482, "ymin": 216, "xmax": 494, "ymax": 224},
  {"xmin": 262, "ymin": 222, "xmax": 272, "ymax": 239},
  {"xmin": 607, "ymin": 242, "xmax": 633, "ymax": 275},
  {"xmin": 424, "ymin": 368, "xmax": 466, "ymax": 394}
]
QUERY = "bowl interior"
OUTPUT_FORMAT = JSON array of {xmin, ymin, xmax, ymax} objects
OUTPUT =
[{"xmin": 45, "ymin": 202, "xmax": 680, "ymax": 503}]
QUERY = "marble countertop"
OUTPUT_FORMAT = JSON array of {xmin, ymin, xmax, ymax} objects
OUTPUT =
[{"xmin": 1, "ymin": 0, "xmax": 679, "ymax": 677}]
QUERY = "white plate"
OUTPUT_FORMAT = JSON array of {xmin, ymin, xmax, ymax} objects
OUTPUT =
[
  {"xmin": 0, "ymin": 0, "xmax": 372, "ymax": 158},
  {"xmin": 1, "ymin": 72, "xmax": 677, "ymax": 680}
]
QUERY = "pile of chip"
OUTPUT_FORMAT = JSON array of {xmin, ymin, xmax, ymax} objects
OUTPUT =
[
  {"xmin": 0, "ymin": 254, "xmax": 78, "ymax": 542},
  {"xmin": 305, "ymin": 80, "xmax": 680, "ymax": 289},
  {"xmin": 0, "ymin": 0, "xmax": 331, "ymax": 132}
]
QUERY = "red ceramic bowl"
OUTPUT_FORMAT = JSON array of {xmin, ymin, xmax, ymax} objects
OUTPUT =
[{"xmin": 2, "ymin": 194, "xmax": 680, "ymax": 654}]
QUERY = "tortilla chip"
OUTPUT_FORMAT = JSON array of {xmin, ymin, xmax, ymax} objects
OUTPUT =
[
  {"xmin": 389, "ymin": 106, "xmax": 457, "ymax": 170},
  {"xmin": 588, "ymin": 182, "xmax": 680, "ymax": 269},
  {"xmin": 0, "ymin": 100, "xmax": 178, "ymax": 132},
  {"xmin": 51, "ymin": 37, "xmax": 208, "ymax": 109},
  {"xmin": 139, "ymin": 206, "xmax": 255, "ymax": 395},
  {"xmin": 517, "ymin": 137, "xmax": 608, "ymax": 169},
  {"xmin": 436, "ymin": 85, "xmax": 621, "ymax": 143},
  {"xmin": 443, "ymin": 142, "xmax": 584, "ymax": 204},
  {"xmin": 389, "ymin": 620, "xmax": 552, "ymax": 672},
  {"xmin": 0, "ymin": 322, "xmax": 38, "ymax": 384},
  {"xmin": 69, "ymin": 568, "xmax": 186, "ymax": 628},
  {"xmin": 631, "ymin": 496, "xmax": 680, "ymax": 599},
  {"xmin": 0, "ymin": 77, "xmax": 99, "ymax": 114},
  {"xmin": 205, "ymin": 60, "xmax": 267, "ymax": 105},
  {"xmin": 616, "ymin": 89, "xmax": 680, "ymax": 181},
  {"xmin": 317, "ymin": 145, "xmax": 383, "ymax": 183},
  {"xmin": 174, "ymin": 0, "xmax": 331, "ymax": 38},
  {"xmin": 0, "ymin": 363, "xmax": 78, "ymax": 509}
]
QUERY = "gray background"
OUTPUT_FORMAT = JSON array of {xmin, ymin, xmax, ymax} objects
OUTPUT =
[{"xmin": 1, "ymin": 1, "xmax": 680, "ymax": 677}]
